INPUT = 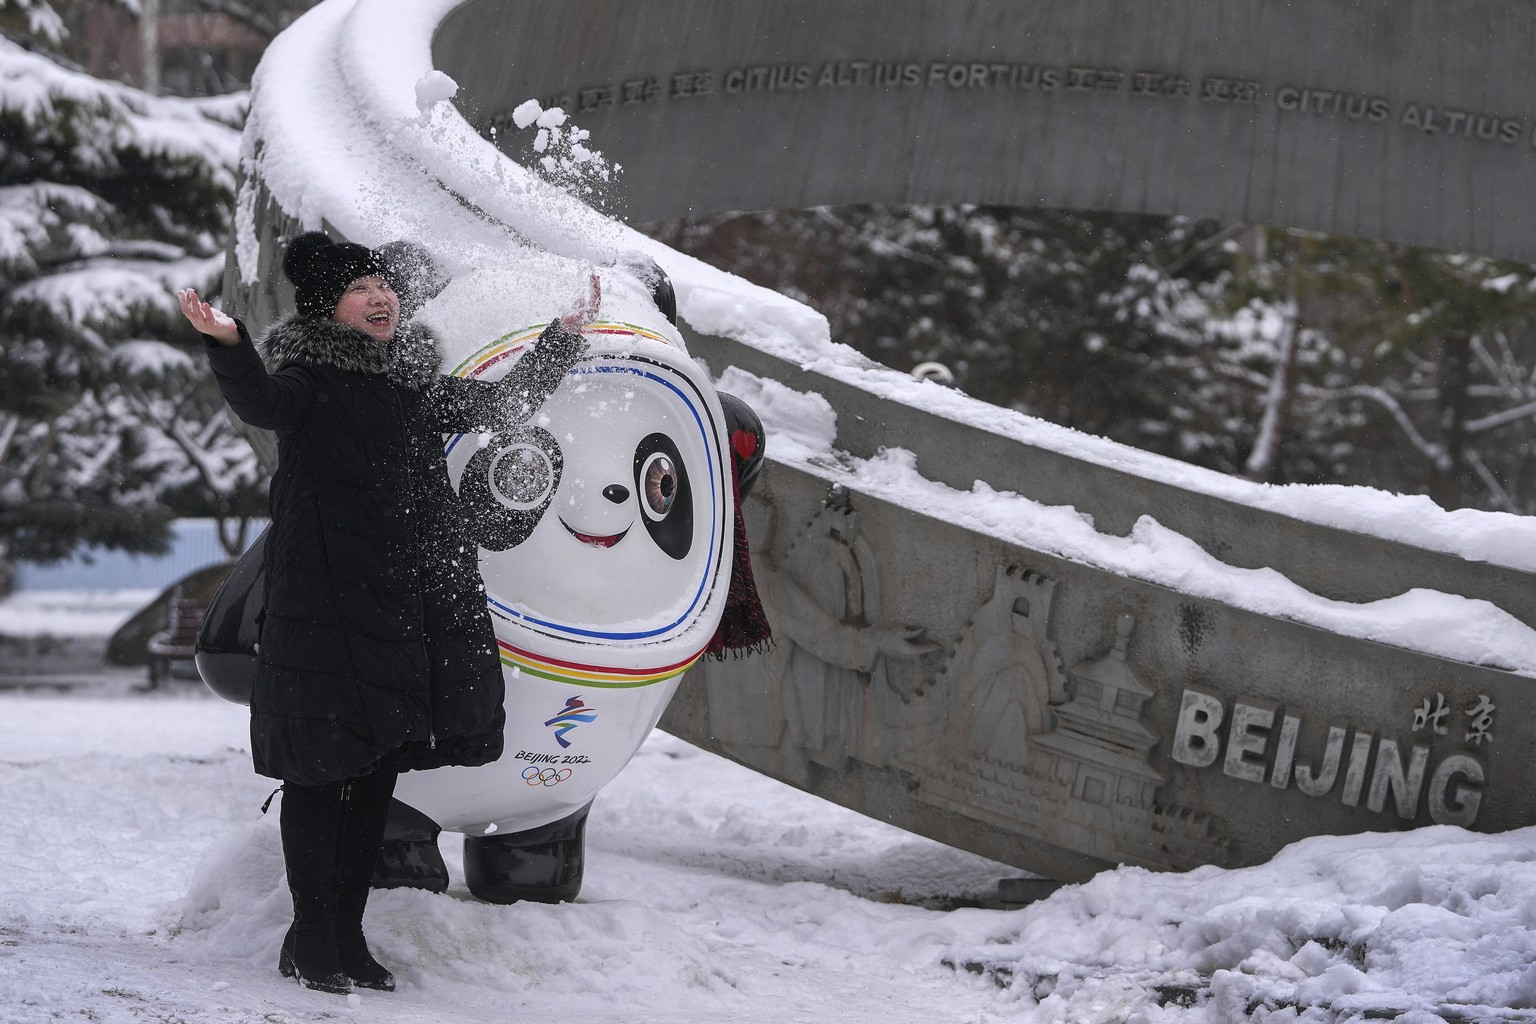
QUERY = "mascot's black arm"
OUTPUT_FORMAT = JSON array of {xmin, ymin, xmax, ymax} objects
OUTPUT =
[
  {"xmin": 201, "ymin": 319, "xmax": 316, "ymax": 433},
  {"xmin": 424, "ymin": 319, "xmax": 588, "ymax": 433}
]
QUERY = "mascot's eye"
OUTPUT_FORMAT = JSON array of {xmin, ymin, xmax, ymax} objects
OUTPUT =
[
  {"xmin": 641, "ymin": 453, "xmax": 678, "ymax": 519},
  {"xmin": 632, "ymin": 432, "xmax": 691, "ymax": 560},
  {"xmin": 491, "ymin": 444, "xmax": 555, "ymax": 510},
  {"xmin": 460, "ymin": 426, "xmax": 563, "ymax": 551}
]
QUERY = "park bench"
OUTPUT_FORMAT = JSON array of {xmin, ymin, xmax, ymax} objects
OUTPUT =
[{"xmin": 145, "ymin": 593, "xmax": 207, "ymax": 688}]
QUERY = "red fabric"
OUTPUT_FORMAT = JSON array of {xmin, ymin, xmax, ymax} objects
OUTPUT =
[{"xmin": 706, "ymin": 459, "xmax": 772, "ymax": 659}]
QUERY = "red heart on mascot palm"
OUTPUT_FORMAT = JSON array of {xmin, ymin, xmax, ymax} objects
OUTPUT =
[{"xmin": 731, "ymin": 429, "xmax": 757, "ymax": 461}]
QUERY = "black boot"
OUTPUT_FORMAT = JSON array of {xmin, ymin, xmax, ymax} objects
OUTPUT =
[
  {"xmin": 335, "ymin": 768, "xmax": 398, "ymax": 992},
  {"xmin": 278, "ymin": 781, "xmax": 352, "ymax": 995}
]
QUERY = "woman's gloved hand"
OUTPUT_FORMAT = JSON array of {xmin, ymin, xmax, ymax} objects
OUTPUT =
[
  {"xmin": 559, "ymin": 272, "xmax": 601, "ymax": 332},
  {"xmin": 504, "ymin": 272, "xmax": 599, "ymax": 420}
]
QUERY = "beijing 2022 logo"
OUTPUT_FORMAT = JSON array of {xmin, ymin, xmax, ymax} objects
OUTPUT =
[{"xmin": 545, "ymin": 695, "xmax": 597, "ymax": 748}]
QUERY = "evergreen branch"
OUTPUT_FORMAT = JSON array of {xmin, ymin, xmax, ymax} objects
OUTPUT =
[
  {"xmin": 0, "ymin": 412, "xmax": 17, "ymax": 466},
  {"xmin": 1158, "ymin": 223, "xmax": 1249, "ymax": 279},
  {"xmin": 121, "ymin": 384, "xmax": 204, "ymax": 473},
  {"xmin": 185, "ymin": 0, "xmax": 282, "ymax": 41},
  {"xmin": 122, "ymin": 382, "xmax": 255, "ymax": 499},
  {"xmin": 1243, "ymin": 307, "xmax": 1299, "ymax": 481},
  {"xmin": 1466, "ymin": 449, "xmax": 1518, "ymax": 513},
  {"xmin": 1305, "ymin": 383, "xmax": 1450, "ymax": 471},
  {"xmin": 1470, "ymin": 333, "xmax": 1507, "ymax": 390},
  {"xmin": 1463, "ymin": 398, "xmax": 1536, "ymax": 436}
]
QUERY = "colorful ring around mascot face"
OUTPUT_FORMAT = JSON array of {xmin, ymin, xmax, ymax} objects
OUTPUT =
[{"xmin": 392, "ymin": 322, "xmax": 733, "ymax": 834}]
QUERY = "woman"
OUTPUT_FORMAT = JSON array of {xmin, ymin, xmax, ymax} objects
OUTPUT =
[{"xmin": 178, "ymin": 232, "xmax": 594, "ymax": 994}]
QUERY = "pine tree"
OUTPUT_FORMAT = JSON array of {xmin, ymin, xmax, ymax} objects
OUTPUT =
[
  {"xmin": 0, "ymin": 0, "xmax": 257, "ymax": 575},
  {"xmin": 1214, "ymin": 230, "xmax": 1536, "ymax": 509},
  {"xmin": 646, "ymin": 205, "xmax": 1235, "ymax": 461}
]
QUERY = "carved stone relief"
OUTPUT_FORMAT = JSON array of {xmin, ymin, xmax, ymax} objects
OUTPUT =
[
  {"xmin": 673, "ymin": 471, "xmax": 1525, "ymax": 878},
  {"xmin": 747, "ymin": 488, "xmax": 942, "ymax": 768},
  {"xmin": 899, "ymin": 568, "xmax": 1232, "ymax": 871}
]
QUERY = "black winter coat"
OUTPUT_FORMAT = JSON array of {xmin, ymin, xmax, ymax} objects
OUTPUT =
[{"xmin": 204, "ymin": 314, "xmax": 580, "ymax": 785}]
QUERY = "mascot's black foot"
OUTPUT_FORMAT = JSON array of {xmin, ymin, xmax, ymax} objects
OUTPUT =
[
  {"xmin": 463, "ymin": 803, "xmax": 591, "ymax": 905},
  {"xmin": 373, "ymin": 798, "xmax": 449, "ymax": 893}
]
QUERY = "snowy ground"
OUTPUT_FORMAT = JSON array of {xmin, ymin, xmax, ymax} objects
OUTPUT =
[
  {"xmin": 0, "ymin": 589, "xmax": 159, "ymax": 639},
  {"xmin": 4, "ymin": 612, "xmax": 1536, "ymax": 1024}
]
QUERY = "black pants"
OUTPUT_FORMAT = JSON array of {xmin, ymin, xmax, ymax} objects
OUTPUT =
[{"xmin": 279, "ymin": 766, "xmax": 398, "ymax": 972}]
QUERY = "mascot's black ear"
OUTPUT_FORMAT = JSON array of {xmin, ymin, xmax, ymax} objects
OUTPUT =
[
  {"xmin": 717, "ymin": 392, "xmax": 765, "ymax": 497},
  {"xmin": 377, "ymin": 240, "xmax": 450, "ymax": 319},
  {"xmin": 617, "ymin": 252, "xmax": 677, "ymax": 326},
  {"xmin": 649, "ymin": 265, "xmax": 677, "ymax": 326}
]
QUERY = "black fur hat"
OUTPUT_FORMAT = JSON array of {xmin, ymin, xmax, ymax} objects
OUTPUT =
[{"xmin": 282, "ymin": 231, "xmax": 382, "ymax": 317}]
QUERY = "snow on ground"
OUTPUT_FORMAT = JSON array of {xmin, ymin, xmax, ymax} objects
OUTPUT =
[
  {"xmin": 0, "ymin": 589, "xmax": 156, "ymax": 638},
  {"xmin": 4, "ymin": 659, "xmax": 1536, "ymax": 1024}
]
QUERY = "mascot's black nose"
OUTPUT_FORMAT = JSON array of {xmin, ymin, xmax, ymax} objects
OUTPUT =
[{"xmin": 602, "ymin": 484, "xmax": 630, "ymax": 504}]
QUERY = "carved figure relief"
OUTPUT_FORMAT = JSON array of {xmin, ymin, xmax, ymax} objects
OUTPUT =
[
  {"xmin": 754, "ymin": 488, "xmax": 940, "ymax": 768},
  {"xmin": 954, "ymin": 567, "xmax": 1066, "ymax": 744}
]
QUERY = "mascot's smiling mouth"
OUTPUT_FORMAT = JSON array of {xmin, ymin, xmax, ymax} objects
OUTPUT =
[{"xmin": 560, "ymin": 518, "xmax": 630, "ymax": 549}]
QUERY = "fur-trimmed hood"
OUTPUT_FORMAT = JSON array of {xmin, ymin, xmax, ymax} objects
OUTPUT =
[{"xmin": 259, "ymin": 314, "xmax": 442, "ymax": 390}]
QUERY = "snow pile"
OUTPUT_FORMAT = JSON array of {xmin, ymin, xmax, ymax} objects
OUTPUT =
[
  {"xmin": 961, "ymin": 827, "xmax": 1536, "ymax": 1021},
  {"xmin": 747, "ymin": 341, "xmax": 1536, "ymax": 574},
  {"xmin": 236, "ymin": 0, "xmax": 619, "ymax": 288},
  {"xmin": 413, "ymin": 69, "xmax": 458, "ymax": 115},
  {"xmin": 5, "ymin": 689, "xmax": 1536, "ymax": 1024}
]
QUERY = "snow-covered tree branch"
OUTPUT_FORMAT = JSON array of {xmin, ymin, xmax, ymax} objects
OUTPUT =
[{"xmin": 0, "ymin": 9, "xmax": 252, "ymax": 573}]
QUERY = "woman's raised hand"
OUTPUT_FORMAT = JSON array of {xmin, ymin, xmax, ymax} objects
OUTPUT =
[
  {"xmin": 177, "ymin": 288, "xmax": 240, "ymax": 346},
  {"xmin": 558, "ymin": 272, "xmax": 601, "ymax": 332}
]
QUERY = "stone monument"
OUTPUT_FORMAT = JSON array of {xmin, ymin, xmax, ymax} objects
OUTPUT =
[{"xmin": 231, "ymin": 1, "xmax": 1536, "ymax": 884}]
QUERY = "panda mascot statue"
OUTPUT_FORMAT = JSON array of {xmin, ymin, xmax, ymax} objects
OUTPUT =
[{"xmin": 197, "ymin": 252, "xmax": 768, "ymax": 904}]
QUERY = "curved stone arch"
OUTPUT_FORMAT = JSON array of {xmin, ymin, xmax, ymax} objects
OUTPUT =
[{"xmin": 437, "ymin": 0, "xmax": 1536, "ymax": 261}]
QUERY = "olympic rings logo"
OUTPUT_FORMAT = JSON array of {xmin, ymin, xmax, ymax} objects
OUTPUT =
[{"xmin": 522, "ymin": 765, "xmax": 573, "ymax": 787}]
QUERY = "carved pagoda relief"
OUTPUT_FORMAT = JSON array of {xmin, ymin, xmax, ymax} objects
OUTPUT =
[{"xmin": 902, "ymin": 569, "xmax": 1231, "ymax": 871}]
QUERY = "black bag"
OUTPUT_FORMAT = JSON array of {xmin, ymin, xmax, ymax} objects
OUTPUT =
[{"xmin": 195, "ymin": 525, "xmax": 266, "ymax": 705}]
